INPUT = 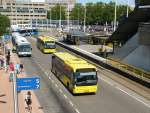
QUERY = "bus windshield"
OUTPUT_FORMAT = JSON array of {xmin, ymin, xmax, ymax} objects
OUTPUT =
[
  {"xmin": 44, "ymin": 41, "xmax": 55, "ymax": 49},
  {"xmin": 75, "ymin": 69, "xmax": 97, "ymax": 86},
  {"xmin": 18, "ymin": 45, "xmax": 31, "ymax": 52}
]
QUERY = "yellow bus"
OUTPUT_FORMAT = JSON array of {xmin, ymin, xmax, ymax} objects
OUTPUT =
[
  {"xmin": 36, "ymin": 36, "xmax": 56, "ymax": 53},
  {"xmin": 51, "ymin": 52, "xmax": 98, "ymax": 94}
]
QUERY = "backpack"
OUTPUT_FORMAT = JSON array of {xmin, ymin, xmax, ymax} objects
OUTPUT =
[{"xmin": 26, "ymin": 95, "xmax": 32, "ymax": 105}]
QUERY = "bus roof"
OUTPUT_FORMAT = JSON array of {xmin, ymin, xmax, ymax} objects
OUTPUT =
[
  {"xmin": 12, "ymin": 32, "xmax": 21, "ymax": 37},
  {"xmin": 53, "ymin": 52, "xmax": 96, "ymax": 71},
  {"xmin": 16, "ymin": 36, "xmax": 30, "ymax": 45},
  {"xmin": 38, "ymin": 35, "xmax": 56, "ymax": 42}
]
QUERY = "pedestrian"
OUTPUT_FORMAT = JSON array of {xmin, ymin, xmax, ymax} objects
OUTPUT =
[
  {"xmin": 6, "ymin": 52, "xmax": 10, "ymax": 66},
  {"xmin": 9, "ymin": 62, "xmax": 14, "ymax": 82},
  {"xmin": 0, "ymin": 55, "xmax": 4, "ymax": 69},
  {"xmin": 9, "ymin": 62, "xmax": 15, "ymax": 72},
  {"xmin": 20, "ymin": 63, "xmax": 24, "ymax": 72},
  {"xmin": 25, "ymin": 91, "xmax": 32, "ymax": 110},
  {"xmin": 15, "ymin": 63, "xmax": 20, "ymax": 75}
]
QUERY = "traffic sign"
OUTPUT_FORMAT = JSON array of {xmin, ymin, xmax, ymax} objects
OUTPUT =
[
  {"xmin": 17, "ymin": 77, "xmax": 40, "ymax": 91},
  {"xmin": 3, "ymin": 35, "xmax": 11, "ymax": 42}
]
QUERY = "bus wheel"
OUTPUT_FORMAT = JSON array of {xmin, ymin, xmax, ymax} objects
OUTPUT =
[
  {"xmin": 51, "ymin": 67, "xmax": 55, "ymax": 74},
  {"xmin": 67, "ymin": 83, "xmax": 69, "ymax": 89}
]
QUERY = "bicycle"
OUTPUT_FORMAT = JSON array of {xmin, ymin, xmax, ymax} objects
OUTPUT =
[
  {"xmin": 26, "ymin": 104, "xmax": 32, "ymax": 113},
  {"xmin": 25, "ymin": 91, "xmax": 32, "ymax": 113}
]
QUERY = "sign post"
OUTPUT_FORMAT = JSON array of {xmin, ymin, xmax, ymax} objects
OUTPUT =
[
  {"xmin": 13, "ymin": 72, "xmax": 19, "ymax": 113},
  {"xmin": 17, "ymin": 77, "xmax": 40, "ymax": 91}
]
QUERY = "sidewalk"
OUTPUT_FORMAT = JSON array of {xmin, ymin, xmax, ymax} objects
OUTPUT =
[
  {"xmin": 12, "ymin": 52, "xmax": 44, "ymax": 113},
  {"xmin": 0, "ymin": 42, "xmax": 44, "ymax": 113},
  {"xmin": 0, "ymin": 69, "xmax": 14, "ymax": 113}
]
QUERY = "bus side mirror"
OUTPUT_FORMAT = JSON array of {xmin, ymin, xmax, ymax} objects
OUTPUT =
[{"xmin": 31, "ymin": 48, "xmax": 32, "ymax": 51}]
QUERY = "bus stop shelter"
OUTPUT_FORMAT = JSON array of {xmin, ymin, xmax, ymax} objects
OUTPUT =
[{"xmin": 62, "ymin": 30, "xmax": 91, "ymax": 45}]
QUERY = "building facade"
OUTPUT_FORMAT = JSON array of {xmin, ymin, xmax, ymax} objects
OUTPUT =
[
  {"xmin": 0, "ymin": 0, "xmax": 76, "ymax": 25},
  {"xmin": 0, "ymin": 0, "xmax": 46, "ymax": 25}
]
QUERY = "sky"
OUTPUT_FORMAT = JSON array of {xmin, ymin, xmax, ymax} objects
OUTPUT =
[
  {"xmin": 78, "ymin": 0, "xmax": 135, "ymax": 6},
  {"xmin": 24, "ymin": 0, "xmax": 135, "ymax": 7}
]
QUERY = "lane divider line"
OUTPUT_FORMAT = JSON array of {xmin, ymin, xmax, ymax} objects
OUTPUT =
[
  {"xmin": 69, "ymin": 101, "xmax": 74, "ymax": 106},
  {"xmin": 59, "ymin": 89, "xmax": 63, "ymax": 93},
  {"xmin": 100, "ymin": 77, "xmax": 114, "ymax": 86},
  {"xmin": 75, "ymin": 108, "xmax": 80, "ymax": 113},
  {"xmin": 55, "ymin": 84, "xmax": 58, "ymax": 88},
  {"xmin": 49, "ymin": 77, "xmax": 52, "ymax": 80},
  {"xmin": 116, "ymin": 86, "xmax": 150, "ymax": 108},
  {"xmin": 63, "ymin": 94, "xmax": 68, "ymax": 99},
  {"xmin": 52, "ymin": 80, "xmax": 54, "ymax": 83},
  {"xmin": 99, "ymin": 73, "xmax": 150, "ymax": 108}
]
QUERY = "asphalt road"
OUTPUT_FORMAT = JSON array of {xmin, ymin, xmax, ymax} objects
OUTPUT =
[{"xmin": 19, "ymin": 37, "xmax": 150, "ymax": 113}]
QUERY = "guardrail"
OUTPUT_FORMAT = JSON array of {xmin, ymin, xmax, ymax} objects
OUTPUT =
[
  {"xmin": 107, "ymin": 59, "xmax": 150, "ymax": 83},
  {"xmin": 56, "ymin": 41, "xmax": 150, "ymax": 88}
]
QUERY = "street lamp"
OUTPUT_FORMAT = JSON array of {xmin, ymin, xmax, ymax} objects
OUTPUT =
[
  {"xmin": 59, "ymin": 1, "xmax": 62, "ymax": 31},
  {"xmin": 83, "ymin": 3, "xmax": 86, "ymax": 32},
  {"xmin": 67, "ymin": 2, "xmax": 70, "ymax": 32},
  {"xmin": 113, "ymin": 0, "xmax": 117, "ymax": 31},
  {"xmin": 126, "ymin": 0, "xmax": 129, "ymax": 18}
]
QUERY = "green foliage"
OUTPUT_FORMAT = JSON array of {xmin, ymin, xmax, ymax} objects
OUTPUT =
[
  {"xmin": 0, "ymin": 14, "xmax": 10, "ymax": 35},
  {"xmin": 47, "ymin": 4, "xmax": 66, "ymax": 20},
  {"xmin": 70, "ymin": 2, "xmax": 133, "ymax": 25}
]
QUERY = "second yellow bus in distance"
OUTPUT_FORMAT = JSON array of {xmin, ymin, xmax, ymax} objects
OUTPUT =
[
  {"xmin": 51, "ymin": 52, "xmax": 98, "ymax": 94},
  {"xmin": 36, "ymin": 36, "xmax": 56, "ymax": 53}
]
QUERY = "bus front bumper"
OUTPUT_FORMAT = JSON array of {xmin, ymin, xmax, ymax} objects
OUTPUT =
[
  {"xmin": 44, "ymin": 49, "xmax": 56, "ymax": 53},
  {"xmin": 73, "ymin": 85, "xmax": 98, "ymax": 94},
  {"xmin": 18, "ymin": 52, "xmax": 32, "ymax": 56}
]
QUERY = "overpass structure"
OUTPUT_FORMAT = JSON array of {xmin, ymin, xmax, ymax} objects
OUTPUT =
[
  {"xmin": 108, "ymin": 0, "xmax": 150, "ymax": 43},
  {"xmin": 107, "ymin": 0, "xmax": 150, "ymax": 77}
]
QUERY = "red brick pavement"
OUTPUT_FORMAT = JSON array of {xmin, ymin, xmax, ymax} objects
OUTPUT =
[{"xmin": 0, "ymin": 42, "xmax": 44, "ymax": 113}]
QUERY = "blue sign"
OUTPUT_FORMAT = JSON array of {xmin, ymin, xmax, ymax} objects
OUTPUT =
[
  {"xmin": 17, "ymin": 77, "xmax": 40, "ymax": 91},
  {"xmin": 3, "ymin": 35, "xmax": 11, "ymax": 42}
]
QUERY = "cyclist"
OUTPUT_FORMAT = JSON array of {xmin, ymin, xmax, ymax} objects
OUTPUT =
[{"xmin": 25, "ymin": 91, "xmax": 32, "ymax": 111}]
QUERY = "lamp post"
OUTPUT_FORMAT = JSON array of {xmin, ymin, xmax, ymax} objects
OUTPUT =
[
  {"xmin": 126, "ymin": 0, "xmax": 129, "ymax": 18},
  {"xmin": 78, "ymin": 4, "xmax": 80, "ymax": 30},
  {"xmin": 67, "ymin": 3, "xmax": 70, "ymax": 32},
  {"xmin": 59, "ymin": 1, "xmax": 62, "ymax": 31},
  {"xmin": 83, "ymin": 3, "xmax": 86, "ymax": 32},
  {"xmin": 113, "ymin": 0, "xmax": 117, "ymax": 31},
  {"xmin": 50, "ymin": 8, "xmax": 52, "ymax": 34}
]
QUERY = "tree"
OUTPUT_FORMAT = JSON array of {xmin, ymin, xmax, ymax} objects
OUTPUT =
[
  {"xmin": 47, "ymin": 4, "xmax": 66, "ymax": 20},
  {"xmin": 70, "ymin": 3, "xmax": 84, "ymax": 21},
  {"xmin": 0, "ymin": 14, "xmax": 10, "ymax": 36},
  {"xmin": 70, "ymin": 2, "xmax": 133, "ymax": 25}
]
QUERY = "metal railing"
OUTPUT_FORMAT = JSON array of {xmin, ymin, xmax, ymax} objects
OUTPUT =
[{"xmin": 107, "ymin": 59, "xmax": 150, "ymax": 83}]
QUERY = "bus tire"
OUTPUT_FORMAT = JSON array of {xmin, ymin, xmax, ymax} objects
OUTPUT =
[
  {"xmin": 51, "ymin": 66, "xmax": 54, "ymax": 73},
  {"xmin": 67, "ymin": 83, "xmax": 69, "ymax": 89}
]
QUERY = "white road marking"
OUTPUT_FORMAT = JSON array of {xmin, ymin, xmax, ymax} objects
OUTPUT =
[
  {"xmin": 69, "ymin": 101, "xmax": 74, "ymax": 106},
  {"xmin": 100, "ymin": 77, "xmax": 114, "ymax": 86},
  {"xmin": 49, "ymin": 77, "xmax": 52, "ymax": 80},
  {"xmin": 75, "ymin": 108, "xmax": 80, "ymax": 113},
  {"xmin": 99, "ymin": 75, "xmax": 150, "ymax": 108},
  {"xmin": 63, "ymin": 94, "xmax": 68, "ymax": 99},
  {"xmin": 116, "ymin": 87, "xmax": 150, "ymax": 108},
  {"xmin": 59, "ymin": 89, "xmax": 63, "ymax": 93},
  {"xmin": 52, "ymin": 80, "xmax": 54, "ymax": 83},
  {"xmin": 55, "ymin": 84, "xmax": 58, "ymax": 88},
  {"xmin": 44, "ymin": 72, "xmax": 49, "ymax": 76}
]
